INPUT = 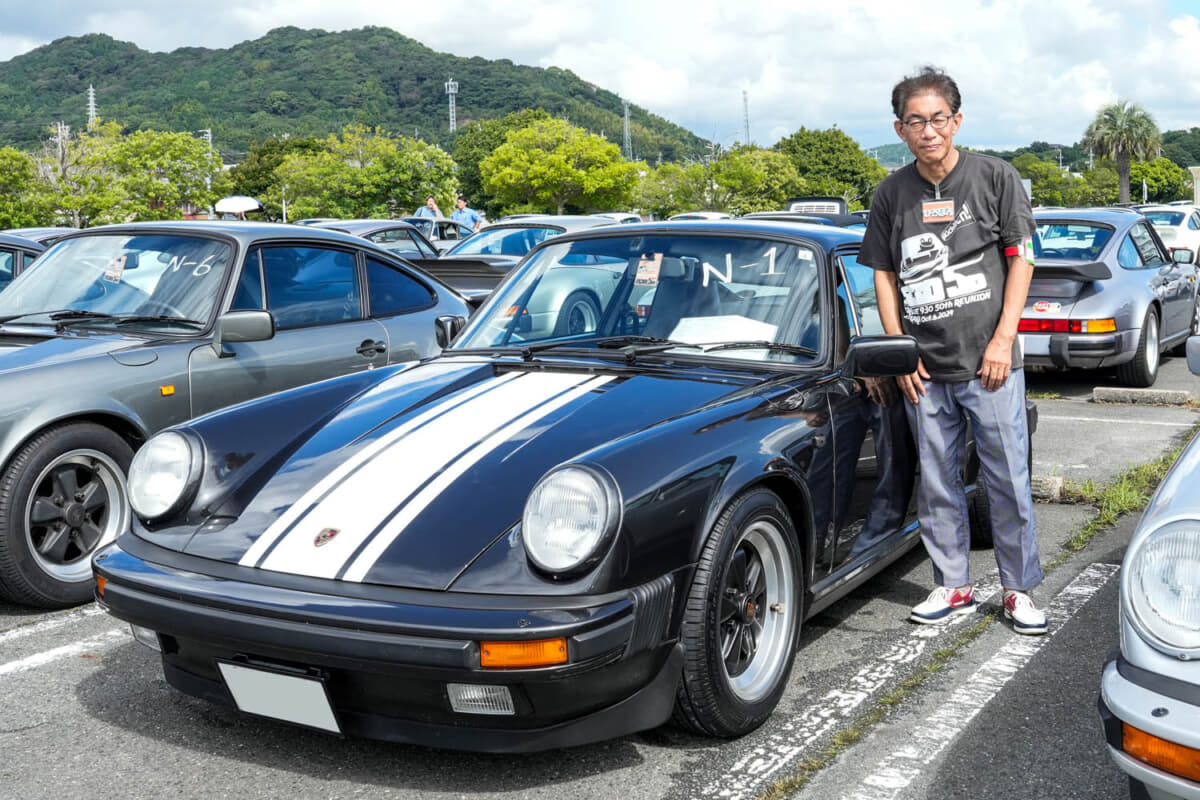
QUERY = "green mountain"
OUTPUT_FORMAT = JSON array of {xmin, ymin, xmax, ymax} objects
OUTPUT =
[{"xmin": 0, "ymin": 26, "xmax": 708, "ymax": 163}]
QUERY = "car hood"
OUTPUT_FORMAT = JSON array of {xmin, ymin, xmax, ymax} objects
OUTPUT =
[
  {"xmin": 0, "ymin": 326, "xmax": 150, "ymax": 374},
  {"xmin": 171, "ymin": 358, "xmax": 759, "ymax": 590}
]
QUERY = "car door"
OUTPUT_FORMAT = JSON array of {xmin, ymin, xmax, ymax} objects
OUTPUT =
[
  {"xmin": 823, "ymin": 248, "xmax": 917, "ymax": 571},
  {"xmin": 364, "ymin": 253, "xmax": 443, "ymax": 363},
  {"xmin": 1132, "ymin": 222, "xmax": 1191, "ymax": 335},
  {"xmin": 188, "ymin": 243, "xmax": 390, "ymax": 418}
]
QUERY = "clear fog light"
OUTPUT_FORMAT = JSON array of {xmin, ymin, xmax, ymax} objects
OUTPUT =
[
  {"xmin": 446, "ymin": 683, "xmax": 514, "ymax": 715},
  {"xmin": 130, "ymin": 624, "xmax": 161, "ymax": 652}
]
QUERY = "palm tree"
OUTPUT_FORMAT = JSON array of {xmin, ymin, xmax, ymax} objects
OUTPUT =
[{"xmin": 1082, "ymin": 101, "xmax": 1162, "ymax": 204}]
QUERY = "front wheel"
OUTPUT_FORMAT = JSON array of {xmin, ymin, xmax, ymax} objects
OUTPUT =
[
  {"xmin": 0, "ymin": 423, "xmax": 133, "ymax": 608},
  {"xmin": 674, "ymin": 488, "xmax": 803, "ymax": 738},
  {"xmin": 1116, "ymin": 309, "xmax": 1159, "ymax": 387}
]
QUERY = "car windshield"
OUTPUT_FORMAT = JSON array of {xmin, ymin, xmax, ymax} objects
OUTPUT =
[
  {"xmin": 446, "ymin": 225, "xmax": 561, "ymax": 257},
  {"xmin": 0, "ymin": 233, "xmax": 233, "ymax": 328},
  {"xmin": 1034, "ymin": 223, "xmax": 1114, "ymax": 261},
  {"xmin": 453, "ymin": 233, "xmax": 823, "ymax": 365},
  {"xmin": 1143, "ymin": 211, "xmax": 1186, "ymax": 227}
]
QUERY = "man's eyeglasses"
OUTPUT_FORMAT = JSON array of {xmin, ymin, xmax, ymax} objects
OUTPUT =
[{"xmin": 901, "ymin": 114, "xmax": 954, "ymax": 133}]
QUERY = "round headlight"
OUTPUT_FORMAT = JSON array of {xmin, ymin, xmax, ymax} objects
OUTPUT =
[
  {"xmin": 1126, "ymin": 520, "xmax": 1200, "ymax": 655},
  {"xmin": 522, "ymin": 465, "xmax": 621, "ymax": 575},
  {"xmin": 128, "ymin": 431, "xmax": 200, "ymax": 521}
]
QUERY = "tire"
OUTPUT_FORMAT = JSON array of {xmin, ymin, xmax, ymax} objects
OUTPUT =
[
  {"xmin": 553, "ymin": 290, "xmax": 601, "ymax": 337},
  {"xmin": 1116, "ymin": 308, "xmax": 1159, "ymax": 388},
  {"xmin": 673, "ymin": 488, "xmax": 803, "ymax": 738},
  {"xmin": 0, "ymin": 423, "xmax": 133, "ymax": 608}
]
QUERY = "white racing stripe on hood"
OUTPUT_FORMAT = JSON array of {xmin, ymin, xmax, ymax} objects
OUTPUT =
[
  {"xmin": 256, "ymin": 371, "xmax": 597, "ymax": 579},
  {"xmin": 239, "ymin": 370, "xmax": 521, "ymax": 567},
  {"xmin": 341, "ymin": 374, "xmax": 614, "ymax": 583}
]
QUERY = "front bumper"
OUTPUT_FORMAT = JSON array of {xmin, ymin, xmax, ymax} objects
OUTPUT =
[
  {"xmin": 94, "ymin": 535, "xmax": 684, "ymax": 752},
  {"xmin": 1100, "ymin": 652, "xmax": 1200, "ymax": 799},
  {"xmin": 1021, "ymin": 330, "xmax": 1137, "ymax": 370}
]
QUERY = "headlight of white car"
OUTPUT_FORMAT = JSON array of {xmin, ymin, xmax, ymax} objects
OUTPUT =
[
  {"xmin": 522, "ymin": 465, "xmax": 621, "ymax": 575},
  {"xmin": 128, "ymin": 431, "xmax": 202, "ymax": 521},
  {"xmin": 1125, "ymin": 519, "xmax": 1200, "ymax": 657}
]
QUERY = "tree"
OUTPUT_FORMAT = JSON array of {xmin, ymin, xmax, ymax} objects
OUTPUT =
[
  {"xmin": 1012, "ymin": 152, "xmax": 1075, "ymax": 207},
  {"xmin": 633, "ymin": 161, "xmax": 704, "ymax": 219},
  {"xmin": 0, "ymin": 147, "xmax": 54, "ymax": 227},
  {"xmin": 1064, "ymin": 165, "xmax": 1119, "ymax": 207},
  {"xmin": 104, "ymin": 129, "xmax": 228, "ymax": 222},
  {"xmin": 710, "ymin": 146, "xmax": 805, "ymax": 215},
  {"xmin": 229, "ymin": 135, "xmax": 327, "ymax": 216},
  {"xmin": 267, "ymin": 125, "xmax": 457, "ymax": 220},
  {"xmin": 1082, "ymin": 102, "xmax": 1161, "ymax": 204},
  {"xmin": 481, "ymin": 118, "xmax": 641, "ymax": 214},
  {"xmin": 774, "ymin": 127, "xmax": 887, "ymax": 209},
  {"xmin": 1129, "ymin": 157, "xmax": 1188, "ymax": 203},
  {"xmin": 33, "ymin": 120, "xmax": 125, "ymax": 228},
  {"xmin": 451, "ymin": 109, "xmax": 553, "ymax": 216}
]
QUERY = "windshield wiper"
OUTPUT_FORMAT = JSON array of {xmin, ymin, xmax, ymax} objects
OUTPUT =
[
  {"xmin": 110, "ymin": 314, "xmax": 205, "ymax": 328},
  {"xmin": 702, "ymin": 340, "xmax": 819, "ymax": 357},
  {"xmin": 516, "ymin": 335, "xmax": 702, "ymax": 363}
]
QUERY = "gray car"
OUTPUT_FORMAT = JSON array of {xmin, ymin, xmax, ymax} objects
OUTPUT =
[
  {"xmin": 311, "ymin": 219, "xmax": 441, "ymax": 259},
  {"xmin": 0, "ymin": 220, "xmax": 470, "ymax": 608},
  {"xmin": 1098, "ymin": 334, "xmax": 1200, "ymax": 799},
  {"xmin": 0, "ymin": 232, "xmax": 45, "ymax": 292},
  {"xmin": 1020, "ymin": 208, "xmax": 1199, "ymax": 387}
]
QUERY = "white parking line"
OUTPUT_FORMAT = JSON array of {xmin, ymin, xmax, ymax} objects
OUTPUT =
[
  {"xmin": 0, "ymin": 627, "xmax": 128, "ymax": 677},
  {"xmin": 842, "ymin": 562, "xmax": 1119, "ymax": 800},
  {"xmin": 1039, "ymin": 414, "xmax": 1195, "ymax": 428},
  {"xmin": 699, "ymin": 575, "xmax": 1005, "ymax": 799},
  {"xmin": 0, "ymin": 606, "xmax": 106, "ymax": 647}
]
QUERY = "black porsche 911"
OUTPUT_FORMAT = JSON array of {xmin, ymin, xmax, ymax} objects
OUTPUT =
[{"xmin": 93, "ymin": 220, "xmax": 1004, "ymax": 751}]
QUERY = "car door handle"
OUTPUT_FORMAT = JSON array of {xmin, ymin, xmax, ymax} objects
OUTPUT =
[{"xmin": 356, "ymin": 340, "xmax": 387, "ymax": 356}]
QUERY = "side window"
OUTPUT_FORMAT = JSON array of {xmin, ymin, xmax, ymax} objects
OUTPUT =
[
  {"xmin": 366, "ymin": 256, "xmax": 435, "ymax": 316},
  {"xmin": 1117, "ymin": 235, "xmax": 1143, "ymax": 269},
  {"xmin": 438, "ymin": 222, "xmax": 459, "ymax": 241},
  {"xmin": 410, "ymin": 233, "xmax": 438, "ymax": 258},
  {"xmin": 0, "ymin": 250, "xmax": 13, "ymax": 291},
  {"xmin": 1130, "ymin": 223, "xmax": 1165, "ymax": 266},
  {"xmin": 262, "ymin": 246, "xmax": 360, "ymax": 330},
  {"xmin": 1190, "ymin": 213, "xmax": 1200, "ymax": 231},
  {"xmin": 231, "ymin": 248, "xmax": 265, "ymax": 310},
  {"xmin": 836, "ymin": 251, "xmax": 884, "ymax": 336}
]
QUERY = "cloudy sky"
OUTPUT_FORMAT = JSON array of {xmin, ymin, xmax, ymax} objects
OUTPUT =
[{"xmin": 1, "ymin": 0, "xmax": 1198, "ymax": 152}]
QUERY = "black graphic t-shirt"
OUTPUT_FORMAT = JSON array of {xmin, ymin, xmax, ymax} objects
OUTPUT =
[{"xmin": 859, "ymin": 151, "xmax": 1034, "ymax": 381}]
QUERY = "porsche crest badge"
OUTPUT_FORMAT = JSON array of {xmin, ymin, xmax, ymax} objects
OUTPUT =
[{"xmin": 314, "ymin": 528, "xmax": 340, "ymax": 547}]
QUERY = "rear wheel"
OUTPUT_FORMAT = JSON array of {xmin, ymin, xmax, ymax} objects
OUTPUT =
[
  {"xmin": 674, "ymin": 488, "xmax": 802, "ymax": 738},
  {"xmin": 553, "ymin": 291, "xmax": 601, "ymax": 337},
  {"xmin": 0, "ymin": 423, "xmax": 133, "ymax": 608},
  {"xmin": 1116, "ymin": 309, "xmax": 1159, "ymax": 388}
]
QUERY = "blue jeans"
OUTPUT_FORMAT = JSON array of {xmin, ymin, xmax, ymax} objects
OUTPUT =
[{"xmin": 905, "ymin": 369, "xmax": 1042, "ymax": 591}]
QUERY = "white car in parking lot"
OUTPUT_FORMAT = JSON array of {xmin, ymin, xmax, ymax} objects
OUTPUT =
[
  {"xmin": 1141, "ymin": 205, "xmax": 1200, "ymax": 264},
  {"xmin": 1099, "ymin": 334, "xmax": 1200, "ymax": 800}
]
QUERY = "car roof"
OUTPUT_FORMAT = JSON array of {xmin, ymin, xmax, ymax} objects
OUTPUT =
[
  {"xmin": 1033, "ymin": 208, "xmax": 1142, "ymax": 227},
  {"xmin": 56, "ymin": 220, "xmax": 377, "ymax": 247},
  {"xmin": 311, "ymin": 219, "xmax": 420, "ymax": 234},
  {"xmin": 481, "ymin": 215, "xmax": 615, "ymax": 232},
  {"xmin": 3, "ymin": 226, "xmax": 79, "ymax": 243},
  {"xmin": 534, "ymin": 218, "xmax": 865, "ymax": 250},
  {"xmin": 0, "ymin": 232, "xmax": 45, "ymax": 251}
]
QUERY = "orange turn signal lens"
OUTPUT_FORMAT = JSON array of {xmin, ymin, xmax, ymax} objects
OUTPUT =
[
  {"xmin": 480, "ymin": 638, "xmax": 567, "ymax": 669},
  {"xmin": 96, "ymin": 576, "xmax": 106, "ymax": 597},
  {"xmin": 1081, "ymin": 318, "xmax": 1117, "ymax": 333},
  {"xmin": 1123, "ymin": 722, "xmax": 1200, "ymax": 782},
  {"xmin": 159, "ymin": 384, "xmax": 176, "ymax": 397}
]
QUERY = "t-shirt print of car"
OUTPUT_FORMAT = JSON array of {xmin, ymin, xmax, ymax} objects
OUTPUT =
[{"xmin": 899, "ymin": 233, "xmax": 949, "ymax": 281}]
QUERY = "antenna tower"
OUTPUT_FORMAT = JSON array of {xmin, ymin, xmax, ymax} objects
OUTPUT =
[
  {"xmin": 743, "ymin": 90, "xmax": 750, "ymax": 145},
  {"xmin": 622, "ymin": 101, "xmax": 632, "ymax": 159},
  {"xmin": 87, "ymin": 85, "xmax": 97, "ymax": 127},
  {"xmin": 445, "ymin": 78, "xmax": 458, "ymax": 132}
]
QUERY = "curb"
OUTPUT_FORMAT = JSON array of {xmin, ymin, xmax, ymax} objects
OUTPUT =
[
  {"xmin": 1092, "ymin": 387, "xmax": 1195, "ymax": 405},
  {"xmin": 1031, "ymin": 475, "xmax": 1064, "ymax": 502}
]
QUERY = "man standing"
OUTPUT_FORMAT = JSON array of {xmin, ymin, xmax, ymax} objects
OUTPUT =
[
  {"xmin": 859, "ymin": 66, "xmax": 1046, "ymax": 635},
  {"xmin": 414, "ymin": 195, "xmax": 441, "ymax": 218},
  {"xmin": 451, "ymin": 195, "xmax": 483, "ymax": 231}
]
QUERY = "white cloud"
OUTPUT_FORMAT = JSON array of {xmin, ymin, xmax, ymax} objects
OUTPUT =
[{"xmin": 1, "ymin": 0, "xmax": 1198, "ymax": 152}]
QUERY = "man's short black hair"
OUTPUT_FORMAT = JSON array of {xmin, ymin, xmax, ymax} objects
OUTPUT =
[
  {"xmin": 457, "ymin": 195, "xmax": 467, "ymax": 202},
  {"xmin": 426, "ymin": 194, "xmax": 436, "ymax": 201},
  {"xmin": 891, "ymin": 66, "xmax": 961, "ymax": 119}
]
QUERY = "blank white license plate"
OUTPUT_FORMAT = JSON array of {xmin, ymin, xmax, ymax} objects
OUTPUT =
[{"xmin": 217, "ymin": 661, "xmax": 341, "ymax": 734}]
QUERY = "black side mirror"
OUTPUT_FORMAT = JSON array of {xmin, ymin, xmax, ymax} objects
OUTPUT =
[
  {"xmin": 211, "ymin": 310, "xmax": 275, "ymax": 358},
  {"xmin": 435, "ymin": 315, "xmax": 467, "ymax": 348},
  {"xmin": 841, "ymin": 335, "xmax": 919, "ymax": 379}
]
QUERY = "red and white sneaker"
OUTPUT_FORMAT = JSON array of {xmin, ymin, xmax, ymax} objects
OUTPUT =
[
  {"xmin": 1003, "ymin": 590, "xmax": 1047, "ymax": 635},
  {"xmin": 910, "ymin": 585, "xmax": 977, "ymax": 624}
]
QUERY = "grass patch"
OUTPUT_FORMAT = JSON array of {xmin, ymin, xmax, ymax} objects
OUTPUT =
[{"xmin": 1025, "ymin": 390, "xmax": 1063, "ymax": 400}]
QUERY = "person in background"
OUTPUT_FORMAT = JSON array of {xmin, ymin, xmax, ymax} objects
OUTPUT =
[
  {"xmin": 451, "ymin": 195, "xmax": 483, "ymax": 231},
  {"xmin": 859, "ymin": 65, "xmax": 1046, "ymax": 635},
  {"xmin": 414, "ymin": 195, "xmax": 440, "ymax": 218}
]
